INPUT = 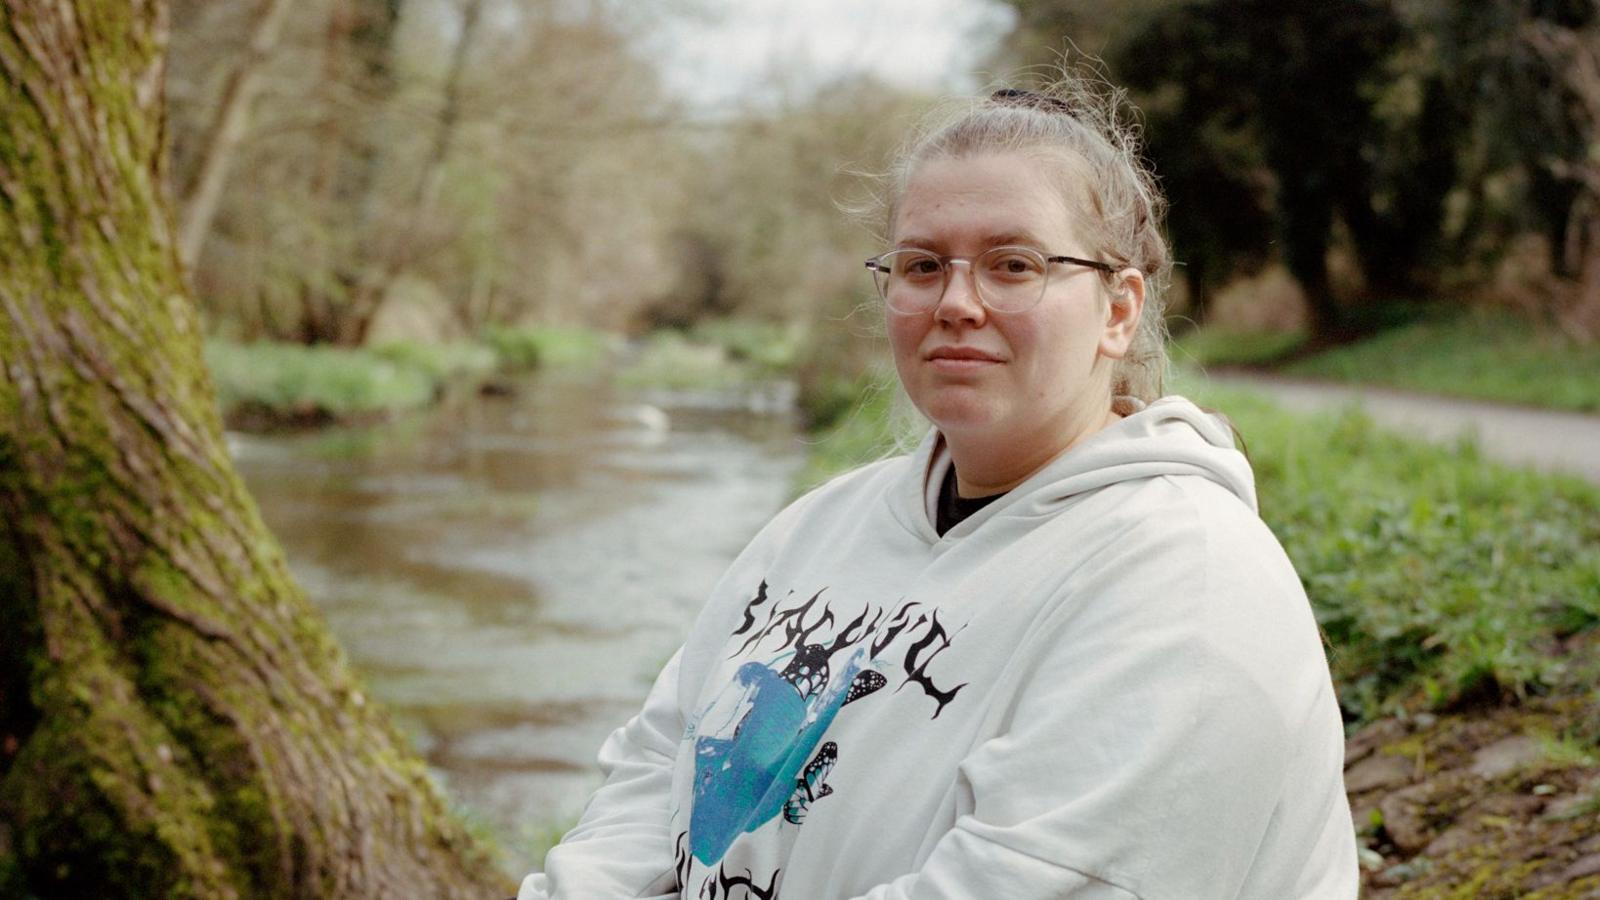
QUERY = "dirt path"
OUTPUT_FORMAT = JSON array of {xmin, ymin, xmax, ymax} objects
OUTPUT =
[{"xmin": 1202, "ymin": 371, "xmax": 1600, "ymax": 485}]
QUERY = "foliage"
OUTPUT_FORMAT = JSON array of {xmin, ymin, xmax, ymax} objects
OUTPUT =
[
  {"xmin": 1114, "ymin": 0, "xmax": 1427, "ymax": 334},
  {"xmin": 803, "ymin": 380, "xmax": 1600, "ymax": 724},
  {"xmin": 481, "ymin": 326, "xmax": 610, "ymax": 372},
  {"xmin": 794, "ymin": 372, "xmax": 906, "ymax": 492},
  {"xmin": 205, "ymin": 341, "xmax": 436, "ymax": 424},
  {"xmin": 1284, "ymin": 311, "xmax": 1600, "ymax": 412},
  {"xmin": 1189, "ymin": 387, "xmax": 1600, "ymax": 722}
]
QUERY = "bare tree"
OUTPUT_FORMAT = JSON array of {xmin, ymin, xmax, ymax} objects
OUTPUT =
[{"xmin": 176, "ymin": 0, "xmax": 299, "ymax": 269}]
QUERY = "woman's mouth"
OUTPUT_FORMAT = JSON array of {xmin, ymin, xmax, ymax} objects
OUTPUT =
[{"xmin": 925, "ymin": 346, "xmax": 1004, "ymax": 372}]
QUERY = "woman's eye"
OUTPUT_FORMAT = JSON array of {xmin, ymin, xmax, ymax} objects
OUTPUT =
[
  {"xmin": 989, "ymin": 255, "xmax": 1043, "ymax": 277},
  {"xmin": 902, "ymin": 258, "xmax": 943, "ymax": 278}
]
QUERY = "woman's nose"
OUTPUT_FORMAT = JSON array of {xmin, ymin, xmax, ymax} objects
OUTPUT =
[{"xmin": 934, "ymin": 260, "xmax": 988, "ymax": 325}]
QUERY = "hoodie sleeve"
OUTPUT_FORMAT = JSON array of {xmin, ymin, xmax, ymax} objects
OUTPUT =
[
  {"xmin": 847, "ymin": 480, "xmax": 1352, "ymax": 899},
  {"xmin": 517, "ymin": 647, "xmax": 686, "ymax": 900}
]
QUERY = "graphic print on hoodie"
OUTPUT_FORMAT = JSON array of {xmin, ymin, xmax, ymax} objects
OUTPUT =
[{"xmin": 679, "ymin": 581, "xmax": 968, "ymax": 897}]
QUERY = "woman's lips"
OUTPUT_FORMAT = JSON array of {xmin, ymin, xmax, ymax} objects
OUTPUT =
[{"xmin": 925, "ymin": 346, "xmax": 1003, "ymax": 372}]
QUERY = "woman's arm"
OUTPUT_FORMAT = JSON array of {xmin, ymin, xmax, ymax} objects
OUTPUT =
[
  {"xmin": 518, "ymin": 648, "xmax": 686, "ymax": 900},
  {"xmin": 848, "ymin": 487, "xmax": 1356, "ymax": 899}
]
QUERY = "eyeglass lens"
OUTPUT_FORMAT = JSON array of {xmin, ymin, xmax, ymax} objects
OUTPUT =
[{"xmin": 874, "ymin": 247, "xmax": 1050, "ymax": 314}]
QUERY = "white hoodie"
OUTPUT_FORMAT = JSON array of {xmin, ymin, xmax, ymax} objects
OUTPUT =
[{"xmin": 519, "ymin": 397, "xmax": 1358, "ymax": 900}]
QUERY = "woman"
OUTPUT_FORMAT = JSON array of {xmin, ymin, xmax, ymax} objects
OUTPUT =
[{"xmin": 519, "ymin": 80, "xmax": 1357, "ymax": 899}]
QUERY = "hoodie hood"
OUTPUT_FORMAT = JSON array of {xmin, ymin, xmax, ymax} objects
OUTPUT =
[{"xmin": 895, "ymin": 395, "xmax": 1258, "ymax": 540}]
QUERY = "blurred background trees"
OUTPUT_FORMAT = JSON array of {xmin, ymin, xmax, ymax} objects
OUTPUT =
[
  {"xmin": 1001, "ymin": 0, "xmax": 1600, "ymax": 343},
  {"xmin": 162, "ymin": 0, "xmax": 1600, "ymax": 359}
]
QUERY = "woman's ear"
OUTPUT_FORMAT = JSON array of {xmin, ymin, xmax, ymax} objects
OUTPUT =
[{"xmin": 1098, "ymin": 267, "xmax": 1145, "ymax": 359}]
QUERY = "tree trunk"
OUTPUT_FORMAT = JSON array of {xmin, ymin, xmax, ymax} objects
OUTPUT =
[{"xmin": 0, "ymin": 2, "xmax": 512, "ymax": 897}]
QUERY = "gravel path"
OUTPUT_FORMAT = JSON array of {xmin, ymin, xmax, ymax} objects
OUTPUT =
[{"xmin": 1200, "ymin": 371, "xmax": 1600, "ymax": 485}]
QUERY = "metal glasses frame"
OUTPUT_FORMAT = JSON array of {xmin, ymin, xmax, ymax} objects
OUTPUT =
[{"xmin": 863, "ymin": 245, "xmax": 1119, "ymax": 314}]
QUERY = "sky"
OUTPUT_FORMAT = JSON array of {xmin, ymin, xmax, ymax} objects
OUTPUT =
[{"xmin": 647, "ymin": 0, "xmax": 1017, "ymax": 111}]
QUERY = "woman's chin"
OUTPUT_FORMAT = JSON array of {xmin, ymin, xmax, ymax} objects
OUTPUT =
[{"xmin": 921, "ymin": 399, "xmax": 1008, "ymax": 438}]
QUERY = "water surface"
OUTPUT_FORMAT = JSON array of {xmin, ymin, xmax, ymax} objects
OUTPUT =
[{"xmin": 229, "ymin": 373, "xmax": 804, "ymax": 876}]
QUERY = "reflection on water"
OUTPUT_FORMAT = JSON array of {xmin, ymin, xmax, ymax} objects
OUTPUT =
[{"xmin": 229, "ymin": 372, "xmax": 804, "ymax": 876}]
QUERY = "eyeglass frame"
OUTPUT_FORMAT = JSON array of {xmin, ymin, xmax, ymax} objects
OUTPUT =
[{"xmin": 863, "ymin": 245, "xmax": 1121, "ymax": 315}]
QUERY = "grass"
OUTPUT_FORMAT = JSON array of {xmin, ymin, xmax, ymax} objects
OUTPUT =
[
  {"xmin": 1173, "ymin": 327, "xmax": 1309, "ymax": 368},
  {"xmin": 481, "ymin": 325, "xmax": 610, "ymax": 371},
  {"xmin": 371, "ymin": 340, "xmax": 498, "ymax": 382},
  {"xmin": 1188, "ymin": 386, "xmax": 1600, "ymax": 722},
  {"xmin": 206, "ymin": 341, "xmax": 437, "ymax": 425},
  {"xmin": 1180, "ymin": 310, "xmax": 1600, "ymax": 412},
  {"xmin": 617, "ymin": 320, "xmax": 802, "ymax": 391},
  {"xmin": 207, "ymin": 325, "xmax": 614, "ymax": 429},
  {"xmin": 1284, "ymin": 311, "xmax": 1600, "ymax": 412},
  {"xmin": 803, "ymin": 381, "xmax": 1600, "ymax": 725}
]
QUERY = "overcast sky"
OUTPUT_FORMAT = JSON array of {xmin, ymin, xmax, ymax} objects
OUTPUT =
[{"xmin": 648, "ymin": 0, "xmax": 1016, "ymax": 111}]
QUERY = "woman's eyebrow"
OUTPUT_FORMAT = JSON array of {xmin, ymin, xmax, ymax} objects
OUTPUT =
[
  {"xmin": 982, "ymin": 231, "xmax": 1047, "ymax": 248},
  {"xmin": 895, "ymin": 232, "xmax": 1049, "ymax": 251}
]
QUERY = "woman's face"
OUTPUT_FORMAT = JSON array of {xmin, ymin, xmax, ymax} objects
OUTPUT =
[{"xmin": 887, "ymin": 152, "xmax": 1141, "ymax": 464}]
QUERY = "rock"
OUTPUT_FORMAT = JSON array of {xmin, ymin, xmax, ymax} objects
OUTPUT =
[
  {"xmin": 1469, "ymin": 735, "xmax": 1542, "ymax": 780},
  {"xmin": 1346, "ymin": 718, "xmax": 1408, "ymax": 768},
  {"xmin": 1544, "ymin": 794, "xmax": 1596, "ymax": 821},
  {"xmin": 1378, "ymin": 783, "xmax": 1440, "ymax": 854},
  {"xmin": 1420, "ymin": 823, "xmax": 1477, "ymax": 858},
  {"xmin": 1559, "ymin": 853, "xmax": 1600, "ymax": 882},
  {"xmin": 1346, "ymin": 753, "xmax": 1414, "ymax": 794}
]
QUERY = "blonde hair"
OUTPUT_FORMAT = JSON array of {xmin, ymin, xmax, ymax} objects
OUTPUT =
[{"xmin": 875, "ymin": 70, "xmax": 1173, "ymax": 404}]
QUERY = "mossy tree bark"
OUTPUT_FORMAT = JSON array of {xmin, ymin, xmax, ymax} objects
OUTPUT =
[{"xmin": 0, "ymin": 2, "xmax": 512, "ymax": 896}]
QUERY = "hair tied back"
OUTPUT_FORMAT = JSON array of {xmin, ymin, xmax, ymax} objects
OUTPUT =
[{"xmin": 988, "ymin": 88, "xmax": 1076, "ymax": 115}]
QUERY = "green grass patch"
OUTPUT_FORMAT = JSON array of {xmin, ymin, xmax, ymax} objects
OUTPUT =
[
  {"xmin": 1285, "ymin": 311, "xmax": 1600, "ymax": 412},
  {"xmin": 482, "ymin": 325, "xmax": 610, "ymax": 371},
  {"xmin": 371, "ymin": 340, "xmax": 498, "ymax": 382},
  {"xmin": 205, "ymin": 341, "xmax": 437, "ymax": 426},
  {"xmin": 1187, "ymin": 385, "xmax": 1600, "ymax": 722},
  {"xmin": 618, "ymin": 321, "xmax": 800, "ymax": 391},
  {"xmin": 1173, "ymin": 327, "xmax": 1308, "ymax": 368},
  {"xmin": 804, "ymin": 380, "xmax": 1600, "ymax": 724},
  {"xmin": 685, "ymin": 319, "xmax": 804, "ymax": 375}
]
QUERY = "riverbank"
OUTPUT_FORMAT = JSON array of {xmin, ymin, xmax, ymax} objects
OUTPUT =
[{"xmin": 205, "ymin": 321, "xmax": 801, "ymax": 432}]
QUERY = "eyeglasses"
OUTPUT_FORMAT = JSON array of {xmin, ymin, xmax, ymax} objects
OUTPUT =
[{"xmin": 864, "ymin": 245, "xmax": 1117, "ymax": 315}]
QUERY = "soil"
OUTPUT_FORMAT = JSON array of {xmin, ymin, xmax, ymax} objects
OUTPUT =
[{"xmin": 1349, "ymin": 634, "xmax": 1600, "ymax": 896}]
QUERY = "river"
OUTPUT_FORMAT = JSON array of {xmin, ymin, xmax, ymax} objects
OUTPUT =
[{"xmin": 228, "ymin": 372, "xmax": 805, "ymax": 878}]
